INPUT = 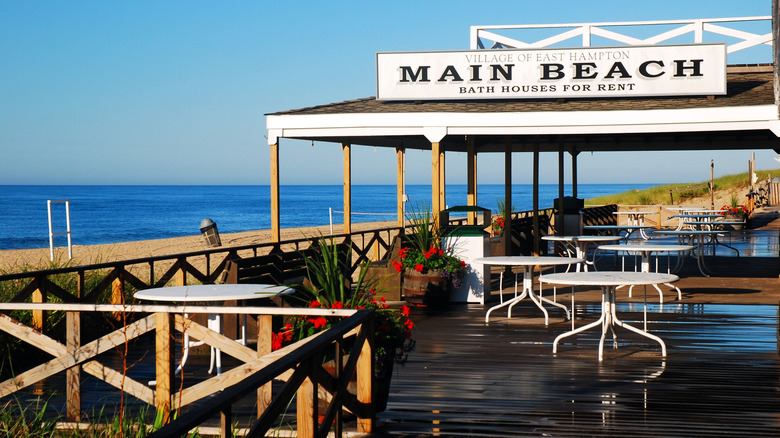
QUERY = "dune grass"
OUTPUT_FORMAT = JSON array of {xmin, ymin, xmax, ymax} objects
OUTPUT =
[{"xmin": 586, "ymin": 169, "xmax": 780, "ymax": 206}]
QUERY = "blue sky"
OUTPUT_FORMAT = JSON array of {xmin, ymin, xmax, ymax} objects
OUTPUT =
[{"xmin": 1, "ymin": 1, "xmax": 778, "ymax": 186}]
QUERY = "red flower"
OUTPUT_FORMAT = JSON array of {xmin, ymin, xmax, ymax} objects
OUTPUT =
[
  {"xmin": 308, "ymin": 300, "xmax": 321, "ymax": 308},
  {"xmin": 404, "ymin": 330, "xmax": 412, "ymax": 339},
  {"xmin": 460, "ymin": 260, "xmax": 466, "ymax": 268},
  {"xmin": 399, "ymin": 248, "xmax": 408, "ymax": 258},
  {"xmin": 438, "ymin": 249, "xmax": 444, "ymax": 256},
  {"xmin": 393, "ymin": 260, "xmax": 403, "ymax": 272},
  {"xmin": 332, "ymin": 301, "xmax": 344, "ymax": 309},
  {"xmin": 404, "ymin": 319, "xmax": 414, "ymax": 330},
  {"xmin": 312, "ymin": 317, "xmax": 328, "ymax": 329},
  {"xmin": 401, "ymin": 305, "xmax": 410, "ymax": 317},
  {"xmin": 272, "ymin": 332, "xmax": 284, "ymax": 351},
  {"xmin": 415, "ymin": 264, "xmax": 424, "ymax": 272}
]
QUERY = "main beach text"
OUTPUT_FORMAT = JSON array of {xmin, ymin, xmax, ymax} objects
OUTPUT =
[{"xmin": 376, "ymin": 44, "xmax": 726, "ymax": 101}]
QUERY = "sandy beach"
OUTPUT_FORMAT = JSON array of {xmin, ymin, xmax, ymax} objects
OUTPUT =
[{"xmin": 0, "ymin": 190, "xmax": 741, "ymax": 273}]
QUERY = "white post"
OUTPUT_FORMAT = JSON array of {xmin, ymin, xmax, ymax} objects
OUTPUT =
[
  {"xmin": 48, "ymin": 199, "xmax": 73, "ymax": 261},
  {"xmin": 329, "ymin": 207, "xmax": 334, "ymax": 235},
  {"xmin": 48, "ymin": 200, "xmax": 54, "ymax": 261}
]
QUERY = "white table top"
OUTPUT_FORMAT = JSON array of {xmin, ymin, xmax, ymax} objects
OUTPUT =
[
  {"xmin": 541, "ymin": 271, "xmax": 679, "ymax": 287},
  {"xmin": 542, "ymin": 235, "xmax": 623, "ymax": 243},
  {"xmin": 473, "ymin": 256, "xmax": 584, "ymax": 266},
  {"xmin": 613, "ymin": 211, "xmax": 656, "ymax": 215},
  {"xmin": 583, "ymin": 225, "xmax": 652, "ymax": 230},
  {"xmin": 655, "ymin": 230, "xmax": 726, "ymax": 236},
  {"xmin": 684, "ymin": 220, "xmax": 744, "ymax": 226},
  {"xmin": 134, "ymin": 284, "xmax": 291, "ymax": 302},
  {"xmin": 671, "ymin": 214, "xmax": 724, "ymax": 219},
  {"xmin": 598, "ymin": 244, "xmax": 694, "ymax": 252}
]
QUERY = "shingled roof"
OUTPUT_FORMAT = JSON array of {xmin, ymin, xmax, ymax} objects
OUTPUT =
[
  {"xmin": 266, "ymin": 65, "xmax": 780, "ymax": 153},
  {"xmin": 270, "ymin": 66, "xmax": 774, "ymax": 116}
]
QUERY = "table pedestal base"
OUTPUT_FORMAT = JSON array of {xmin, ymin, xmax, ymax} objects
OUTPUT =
[
  {"xmin": 552, "ymin": 285, "xmax": 666, "ymax": 361},
  {"xmin": 485, "ymin": 267, "xmax": 570, "ymax": 325}
]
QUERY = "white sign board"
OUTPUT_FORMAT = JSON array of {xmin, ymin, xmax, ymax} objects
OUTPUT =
[{"xmin": 376, "ymin": 44, "xmax": 726, "ymax": 101}]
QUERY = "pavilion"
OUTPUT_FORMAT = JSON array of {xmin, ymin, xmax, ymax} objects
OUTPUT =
[{"xmin": 265, "ymin": 15, "xmax": 780, "ymax": 256}]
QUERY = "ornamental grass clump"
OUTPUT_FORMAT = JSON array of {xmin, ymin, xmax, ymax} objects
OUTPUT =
[
  {"xmin": 391, "ymin": 205, "xmax": 466, "ymax": 288},
  {"xmin": 720, "ymin": 193, "xmax": 750, "ymax": 219},
  {"xmin": 272, "ymin": 237, "xmax": 414, "ymax": 379}
]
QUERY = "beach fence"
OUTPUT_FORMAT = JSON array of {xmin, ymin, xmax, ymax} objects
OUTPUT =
[{"xmin": 47, "ymin": 199, "xmax": 73, "ymax": 261}]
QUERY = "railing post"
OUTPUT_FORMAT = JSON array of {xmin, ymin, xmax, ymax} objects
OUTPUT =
[
  {"xmin": 66, "ymin": 311, "xmax": 81, "ymax": 421},
  {"xmin": 155, "ymin": 312, "xmax": 175, "ymax": 424},
  {"xmin": 31, "ymin": 278, "xmax": 44, "ymax": 331},
  {"xmin": 257, "ymin": 315, "xmax": 272, "ymax": 417},
  {"xmin": 112, "ymin": 268, "xmax": 124, "ymax": 320},
  {"xmin": 175, "ymin": 259, "xmax": 186, "ymax": 286},
  {"xmin": 296, "ymin": 360, "xmax": 316, "ymax": 438},
  {"xmin": 356, "ymin": 315, "xmax": 375, "ymax": 433},
  {"xmin": 220, "ymin": 405, "xmax": 232, "ymax": 438}
]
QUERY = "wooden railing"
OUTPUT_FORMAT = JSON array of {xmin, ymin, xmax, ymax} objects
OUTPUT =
[
  {"xmin": 0, "ymin": 226, "xmax": 402, "ymax": 332},
  {"xmin": 0, "ymin": 302, "xmax": 376, "ymax": 437}
]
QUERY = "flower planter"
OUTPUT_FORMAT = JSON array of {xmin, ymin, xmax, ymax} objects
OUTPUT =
[
  {"xmin": 403, "ymin": 269, "xmax": 449, "ymax": 307},
  {"xmin": 319, "ymin": 356, "xmax": 394, "ymax": 418},
  {"xmin": 724, "ymin": 213, "xmax": 746, "ymax": 230}
]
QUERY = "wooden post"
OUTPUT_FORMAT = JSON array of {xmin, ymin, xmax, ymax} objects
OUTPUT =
[
  {"xmin": 343, "ymin": 143, "xmax": 352, "ymax": 235},
  {"xmin": 356, "ymin": 317, "xmax": 375, "ymax": 433},
  {"xmin": 439, "ymin": 147, "xmax": 446, "ymax": 212},
  {"xmin": 396, "ymin": 147, "xmax": 405, "ymax": 227},
  {"xmin": 773, "ymin": 0, "xmax": 779, "ymax": 116},
  {"xmin": 296, "ymin": 361, "xmax": 316, "ymax": 438},
  {"xmin": 467, "ymin": 136, "xmax": 477, "ymax": 224},
  {"xmin": 155, "ymin": 312, "xmax": 175, "ymax": 424},
  {"xmin": 111, "ymin": 270, "xmax": 124, "ymax": 321},
  {"xmin": 174, "ymin": 263, "xmax": 186, "ymax": 287},
  {"xmin": 66, "ymin": 311, "xmax": 81, "ymax": 422},
  {"xmin": 533, "ymin": 147, "xmax": 540, "ymax": 255},
  {"xmin": 31, "ymin": 279, "xmax": 43, "ymax": 331},
  {"xmin": 504, "ymin": 137, "xmax": 512, "ymax": 257},
  {"xmin": 557, "ymin": 146, "xmax": 565, "ymax": 236},
  {"xmin": 571, "ymin": 149, "xmax": 579, "ymax": 198},
  {"xmin": 257, "ymin": 315, "xmax": 272, "ymax": 417},
  {"xmin": 270, "ymin": 141, "xmax": 281, "ymax": 243},
  {"xmin": 432, "ymin": 142, "xmax": 441, "ymax": 221},
  {"xmin": 220, "ymin": 406, "xmax": 232, "ymax": 438}
]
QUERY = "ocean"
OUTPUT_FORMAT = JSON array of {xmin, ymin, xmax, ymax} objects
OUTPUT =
[{"xmin": 0, "ymin": 184, "xmax": 654, "ymax": 250}]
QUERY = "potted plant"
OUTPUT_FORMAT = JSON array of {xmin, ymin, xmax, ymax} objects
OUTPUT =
[
  {"xmin": 491, "ymin": 200, "xmax": 515, "ymax": 237},
  {"xmin": 271, "ymin": 237, "xmax": 415, "ymax": 412},
  {"xmin": 720, "ymin": 194, "xmax": 749, "ymax": 229},
  {"xmin": 391, "ymin": 206, "xmax": 466, "ymax": 306}
]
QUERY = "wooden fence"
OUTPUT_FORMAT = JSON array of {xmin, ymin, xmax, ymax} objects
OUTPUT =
[
  {"xmin": 0, "ymin": 302, "xmax": 376, "ymax": 437},
  {"xmin": 0, "ymin": 227, "xmax": 402, "ymax": 332}
]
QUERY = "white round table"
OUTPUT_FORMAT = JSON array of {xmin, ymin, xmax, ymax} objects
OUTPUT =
[
  {"xmin": 654, "ymin": 230, "xmax": 728, "ymax": 276},
  {"xmin": 541, "ymin": 271, "xmax": 678, "ymax": 361},
  {"xmin": 583, "ymin": 225, "xmax": 652, "ymax": 241},
  {"xmin": 475, "ymin": 256, "xmax": 583, "ymax": 325},
  {"xmin": 134, "ymin": 284, "xmax": 291, "ymax": 374},
  {"xmin": 613, "ymin": 211, "xmax": 656, "ymax": 238},
  {"xmin": 597, "ymin": 244, "xmax": 693, "ymax": 303},
  {"xmin": 541, "ymin": 235, "xmax": 623, "ymax": 271}
]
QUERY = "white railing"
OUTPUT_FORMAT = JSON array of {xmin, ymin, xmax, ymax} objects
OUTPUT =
[{"xmin": 471, "ymin": 16, "xmax": 772, "ymax": 62}]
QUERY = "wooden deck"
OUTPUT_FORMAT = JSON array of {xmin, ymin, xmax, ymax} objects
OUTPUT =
[
  {"xmin": 2, "ymin": 224, "xmax": 779, "ymax": 437},
  {"xmin": 373, "ymin": 227, "xmax": 780, "ymax": 437}
]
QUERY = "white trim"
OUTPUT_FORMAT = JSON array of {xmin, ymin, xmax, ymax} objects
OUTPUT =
[{"xmin": 267, "ymin": 105, "xmax": 779, "ymax": 144}]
